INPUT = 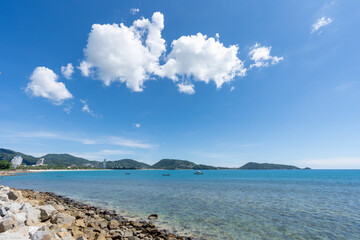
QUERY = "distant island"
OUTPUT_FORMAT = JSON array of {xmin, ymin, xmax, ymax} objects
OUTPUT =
[
  {"xmin": 0, "ymin": 148, "xmax": 310, "ymax": 170},
  {"xmin": 239, "ymin": 162, "xmax": 301, "ymax": 170}
]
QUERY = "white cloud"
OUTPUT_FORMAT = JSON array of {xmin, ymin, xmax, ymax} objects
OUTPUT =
[
  {"xmin": 63, "ymin": 103, "xmax": 73, "ymax": 114},
  {"xmin": 80, "ymin": 12, "xmax": 166, "ymax": 92},
  {"xmin": 177, "ymin": 83, "xmax": 195, "ymax": 94},
  {"xmin": 6, "ymin": 130, "xmax": 153, "ymax": 149},
  {"xmin": 61, "ymin": 63, "xmax": 74, "ymax": 79},
  {"xmin": 230, "ymin": 86, "xmax": 235, "ymax": 92},
  {"xmin": 161, "ymin": 33, "xmax": 246, "ymax": 90},
  {"xmin": 26, "ymin": 67, "xmax": 73, "ymax": 105},
  {"xmin": 249, "ymin": 43, "xmax": 283, "ymax": 68},
  {"xmin": 78, "ymin": 12, "xmax": 283, "ymax": 94},
  {"xmin": 130, "ymin": 8, "xmax": 139, "ymax": 15},
  {"xmin": 100, "ymin": 149, "xmax": 133, "ymax": 155},
  {"xmin": 80, "ymin": 99, "xmax": 93, "ymax": 114},
  {"xmin": 78, "ymin": 61, "xmax": 92, "ymax": 77},
  {"xmin": 312, "ymin": 17, "xmax": 333, "ymax": 33},
  {"xmin": 133, "ymin": 123, "xmax": 141, "ymax": 128}
]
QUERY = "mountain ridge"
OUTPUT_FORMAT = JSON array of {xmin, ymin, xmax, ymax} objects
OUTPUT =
[{"xmin": 0, "ymin": 148, "xmax": 308, "ymax": 170}]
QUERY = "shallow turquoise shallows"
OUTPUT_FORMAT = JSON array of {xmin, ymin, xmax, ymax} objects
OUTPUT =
[{"xmin": 2, "ymin": 170, "xmax": 360, "ymax": 240}]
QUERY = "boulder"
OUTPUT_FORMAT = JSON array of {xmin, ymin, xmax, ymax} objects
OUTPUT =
[
  {"xmin": 108, "ymin": 219, "xmax": 119, "ymax": 229},
  {"xmin": 0, "ymin": 218, "xmax": 16, "ymax": 232},
  {"xmin": 0, "ymin": 207, "xmax": 7, "ymax": 217},
  {"xmin": 39, "ymin": 205, "xmax": 57, "ymax": 221},
  {"xmin": 0, "ymin": 192, "xmax": 9, "ymax": 201},
  {"xmin": 8, "ymin": 202, "xmax": 22, "ymax": 213},
  {"xmin": 0, "ymin": 232, "xmax": 29, "ymax": 240},
  {"xmin": 57, "ymin": 231, "xmax": 72, "ymax": 238},
  {"xmin": 30, "ymin": 230, "xmax": 50, "ymax": 240},
  {"xmin": 24, "ymin": 206, "xmax": 41, "ymax": 226},
  {"xmin": 27, "ymin": 226, "xmax": 39, "ymax": 237},
  {"xmin": 53, "ymin": 204, "xmax": 65, "ymax": 212},
  {"xmin": 76, "ymin": 236, "xmax": 88, "ymax": 240},
  {"xmin": 75, "ymin": 219, "xmax": 86, "ymax": 228},
  {"xmin": 123, "ymin": 230, "xmax": 134, "ymax": 237},
  {"xmin": 14, "ymin": 212, "xmax": 27, "ymax": 226},
  {"xmin": 7, "ymin": 190, "xmax": 22, "ymax": 201},
  {"xmin": 51, "ymin": 212, "xmax": 75, "ymax": 226},
  {"xmin": 148, "ymin": 214, "xmax": 158, "ymax": 220}
]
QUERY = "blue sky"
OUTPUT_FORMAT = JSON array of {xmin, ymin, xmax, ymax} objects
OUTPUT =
[{"xmin": 1, "ymin": 0, "xmax": 359, "ymax": 168}]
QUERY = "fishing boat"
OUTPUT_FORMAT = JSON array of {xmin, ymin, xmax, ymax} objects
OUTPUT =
[
  {"xmin": 194, "ymin": 171, "xmax": 203, "ymax": 175},
  {"xmin": 162, "ymin": 173, "xmax": 170, "ymax": 176}
]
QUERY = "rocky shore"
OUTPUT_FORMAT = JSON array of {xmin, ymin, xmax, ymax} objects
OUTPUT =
[
  {"xmin": 0, "ymin": 170, "xmax": 30, "ymax": 176},
  {"xmin": 0, "ymin": 185, "xmax": 191, "ymax": 240}
]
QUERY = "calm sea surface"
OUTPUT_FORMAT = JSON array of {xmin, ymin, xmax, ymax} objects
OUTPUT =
[{"xmin": 2, "ymin": 170, "xmax": 360, "ymax": 240}]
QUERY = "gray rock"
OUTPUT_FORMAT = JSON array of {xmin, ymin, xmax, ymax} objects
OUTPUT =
[
  {"xmin": 0, "ymin": 207, "xmax": 7, "ymax": 217},
  {"xmin": 24, "ymin": 205, "xmax": 41, "ymax": 226},
  {"xmin": 76, "ymin": 236, "xmax": 88, "ymax": 240},
  {"xmin": 7, "ymin": 190, "xmax": 22, "ymax": 201},
  {"xmin": 0, "ymin": 232, "xmax": 29, "ymax": 240},
  {"xmin": 0, "ymin": 218, "xmax": 16, "ymax": 232},
  {"xmin": 147, "ymin": 214, "xmax": 158, "ymax": 220},
  {"xmin": 27, "ymin": 226, "xmax": 39, "ymax": 237},
  {"xmin": 30, "ymin": 230, "xmax": 49, "ymax": 240},
  {"xmin": 51, "ymin": 212, "xmax": 75, "ymax": 226},
  {"xmin": 0, "ymin": 192, "xmax": 9, "ymax": 202},
  {"xmin": 14, "ymin": 212, "xmax": 27, "ymax": 226},
  {"xmin": 124, "ymin": 230, "xmax": 134, "ymax": 237},
  {"xmin": 38, "ymin": 205, "xmax": 56, "ymax": 221}
]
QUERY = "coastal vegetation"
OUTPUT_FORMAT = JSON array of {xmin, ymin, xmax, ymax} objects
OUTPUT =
[
  {"xmin": 0, "ymin": 160, "xmax": 12, "ymax": 170},
  {"xmin": 0, "ymin": 148, "xmax": 308, "ymax": 170}
]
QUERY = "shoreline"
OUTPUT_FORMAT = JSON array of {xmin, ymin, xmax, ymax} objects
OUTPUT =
[{"xmin": 0, "ymin": 185, "xmax": 192, "ymax": 240}]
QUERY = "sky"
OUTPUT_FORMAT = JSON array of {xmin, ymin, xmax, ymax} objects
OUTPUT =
[{"xmin": 1, "ymin": 0, "xmax": 360, "ymax": 169}]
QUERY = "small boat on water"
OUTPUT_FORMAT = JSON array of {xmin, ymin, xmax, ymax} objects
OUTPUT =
[
  {"xmin": 124, "ymin": 173, "xmax": 131, "ymax": 175},
  {"xmin": 162, "ymin": 174, "xmax": 170, "ymax": 176},
  {"xmin": 194, "ymin": 171, "xmax": 203, "ymax": 175},
  {"xmin": 56, "ymin": 175, "xmax": 64, "ymax": 177}
]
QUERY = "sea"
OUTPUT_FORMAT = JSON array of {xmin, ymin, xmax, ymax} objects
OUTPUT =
[{"xmin": 1, "ymin": 170, "xmax": 360, "ymax": 240}]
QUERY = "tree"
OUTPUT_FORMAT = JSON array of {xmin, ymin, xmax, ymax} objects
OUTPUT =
[{"xmin": 0, "ymin": 160, "xmax": 11, "ymax": 170}]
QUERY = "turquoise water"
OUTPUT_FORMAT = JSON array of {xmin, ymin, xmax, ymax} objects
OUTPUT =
[{"xmin": 2, "ymin": 170, "xmax": 360, "ymax": 239}]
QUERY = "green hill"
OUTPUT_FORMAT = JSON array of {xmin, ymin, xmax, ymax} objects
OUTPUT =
[
  {"xmin": 152, "ymin": 159, "xmax": 217, "ymax": 170},
  {"xmin": 0, "ymin": 148, "xmax": 39, "ymax": 165},
  {"xmin": 41, "ymin": 154, "xmax": 100, "ymax": 168},
  {"xmin": 239, "ymin": 162, "xmax": 300, "ymax": 170},
  {"xmin": 106, "ymin": 159, "xmax": 150, "ymax": 169}
]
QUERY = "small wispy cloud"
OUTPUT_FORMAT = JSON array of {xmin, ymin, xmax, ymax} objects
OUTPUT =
[
  {"xmin": 130, "ymin": 8, "xmax": 140, "ymax": 15},
  {"xmin": 133, "ymin": 123, "xmax": 141, "ymax": 128},
  {"xmin": 312, "ymin": 17, "xmax": 333, "ymax": 33},
  {"xmin": 107, "ymin": 136, "xmax": 153, "ymax": 149},
  {"xmin": 80, "ymin": 99, "xmax": 96, "ymax": 117},
  {"xmin": 334, "ymin": 82, "xmax": 354, "ymax": 91},
  {"xmin": 4, "ymin": 130, "xmax": 154, "ymax": 149},
  {"xmin": 230, "ymin": 86, "xmax": 235, "ymax": 92}
]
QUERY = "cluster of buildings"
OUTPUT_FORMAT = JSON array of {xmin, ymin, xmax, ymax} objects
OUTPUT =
[
  {"xmin": 10, "ymin": 156, "xmax": 45, "ymax": 169},
  {"xmin": 11, "ymin": 155, "xmax": 23, "ymax": 168}
]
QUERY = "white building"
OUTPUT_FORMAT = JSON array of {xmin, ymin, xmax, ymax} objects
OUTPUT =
[
  {"xmin": 103, "ymin": 159, "xmax": 106, "ymax": 169},
  {"xmin": 11, "ymin": 155, "xmax": 23, "ymax": 168},
  {"xmin": 36, "ymin": 158, "xmax": 44, "ymax": 166}
]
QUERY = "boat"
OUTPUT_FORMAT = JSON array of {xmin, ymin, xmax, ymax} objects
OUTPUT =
[
  {"xmin": 194, "ymin": 171, "xmax": 203, "ymax": 175},
  {"xmin": 162, "ymin": 174, "xmax": 170, "ymax": 176},
  {"xmin": 124, "ymin": 173, "xmax": 131, "ymax": 175}
]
